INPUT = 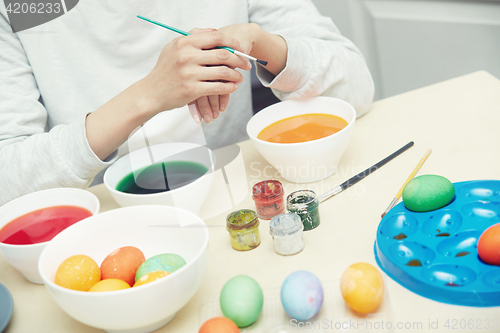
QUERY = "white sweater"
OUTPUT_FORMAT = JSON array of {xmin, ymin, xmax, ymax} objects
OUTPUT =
[{"xmin": 0, "ymin": 0, "xmax": 374, "ymax": 205}]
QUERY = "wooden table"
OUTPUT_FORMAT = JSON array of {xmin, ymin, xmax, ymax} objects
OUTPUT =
[{"xmin": 1, "ymin": 71, "xmax": 500, "ymax": 332}]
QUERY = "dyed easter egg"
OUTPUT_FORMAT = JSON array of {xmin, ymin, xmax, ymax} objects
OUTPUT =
[
  {"xmin": 402, "ymin": 175, "xmax": 455, "ymax": 212},
  {"xmin": 340, "ymin": 263, "xmax": 384, "ymax": 314},
  {"xmin": 280, "ymin": 271, "xmax": 324, "ymax": 321},
  {"xmin": 478, "ymin": 223, "xmax": 500, "ymax": 265},
  {"xmin": 199, "ymin": 317, "xmax": 240, "ymax": 333},
  {"xmin": 133, "ymin": 271, "xmax": 170, "ymax": 287},
  {"xmin": 135, "ymin": 253, "xmax": 186, "ymax": 282},
  {"xmin": 88, "ymin": 279, "xmax": 131, "ymax": 292},
  {"xmin": 100, "ymin": 246, "xmax": 145, "ymax": 286},
  {"xmin": 55, "ymin": 255, "xmax": 101, "ymax": 291},
  {"xmin": 220, "ymin": 275, "xmax": 263, "ymax": 328}
]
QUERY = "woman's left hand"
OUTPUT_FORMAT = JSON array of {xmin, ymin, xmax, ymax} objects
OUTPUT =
[
  {"xmin": 191, "ymin": 23, "xmax": 287, "ymax": 124},
  {"xmin": 190, "ymin": 24, "xmax": 259, "ymax": 124},
  {"xmin": 189, "ymin": 27, "xmax": 252, "ymax": 124}
]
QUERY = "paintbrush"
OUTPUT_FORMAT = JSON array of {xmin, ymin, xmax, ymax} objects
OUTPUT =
[
  {"xmin": 317, "ymin": 141, "xmax": 414, "ymax": 203},
  {"xmin": 137, "ymin": 15, "xmax": 268, "ymax": 66},
  {"xmin": 380, "ymin": 149, "xmax": 432, "ymax": 218}
]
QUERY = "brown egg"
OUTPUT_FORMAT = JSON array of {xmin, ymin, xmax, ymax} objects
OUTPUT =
[{"xmin": 100, "ymin": 246, "xmax": 145, "ymax": 286}]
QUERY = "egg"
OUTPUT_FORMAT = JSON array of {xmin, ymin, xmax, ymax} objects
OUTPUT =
[
  {"xmin": 340, "ymin": 263, "xmax": 384, "ymax": 314},
  {"xmin": 55, "ymin": 255, "xmax": 101, "ymax": 291},
  {"xmin": 478, "ymin": 223, "xmax": 500, "ymax": 265},
  {"xmin": 220, "ymin": 275, "xmax": 263, "ymax": 328},
  {"xmin": 100, "ymin": 246, "xmax": 145, "ymax": 286},
  {"xmin": 402, "ymin": 175, "xmax": 455, "ymax": 212},
  {"xmin": 199, "ymin": 317, "xmax": 240, "ymax": 333},
  {"xmin": 88, "ymin": 279, "xmax": 131, "ymax": 292},
  {"xmin": 280, "ymin": 271, "xmax": 323, "ymax": 321},
  {"xmin": 133, "ymin": 271, "xmax": 170, "ymax": 287},
  {"xmin": 135, "ymin": 253, "xmax": 185, "ymax": 282}
]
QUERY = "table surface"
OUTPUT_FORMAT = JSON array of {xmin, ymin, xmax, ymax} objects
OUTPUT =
[{"xmin": 1, "ymin": 71, "xmax": 500, "ymax": 333}]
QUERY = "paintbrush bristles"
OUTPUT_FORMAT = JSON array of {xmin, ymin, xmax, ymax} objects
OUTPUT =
[{"xmin": 256, "ymin": 59, "xmax": 268, "ymax": 66}]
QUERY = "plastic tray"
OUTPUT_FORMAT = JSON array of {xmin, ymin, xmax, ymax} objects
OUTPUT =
[
  {"xmin": 375, "ymin": 180, "xmax": 500, "ymax": 307},
  {"xmin": 200, "ymin": 278, "xmax": 393, "ymax": 333}
]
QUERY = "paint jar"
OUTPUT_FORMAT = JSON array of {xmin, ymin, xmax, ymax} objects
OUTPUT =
[
  {"xmin": 252, "ymin": 180, "xmax": 285, "ymax": 220},
  {"xmin": 269, "ymin": 213, "xmax": 304, "ymax": 256},
  {"xmin": 226, "ymin": 209, "xmax": 261, "ymax": 251},
  {"xmin": 286, "ymin": 190, "xmax": 320, "ymax": 231}
]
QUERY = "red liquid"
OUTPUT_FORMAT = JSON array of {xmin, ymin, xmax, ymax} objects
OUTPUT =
[{"xmin": 0, "ymin": 206, "xmax": 92, "ymax": 245}]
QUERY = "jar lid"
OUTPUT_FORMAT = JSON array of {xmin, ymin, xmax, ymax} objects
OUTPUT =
[
  {"xmin": 226, "ymin": 209, "xmax": 259, "ymax": 231},
  {"xmin": 270, "ymin": 213, "xmax": 303, "ymax": 236},
  {"xmin": 252, "ymin": 180, "xmax": 283, "ymax": 200}
]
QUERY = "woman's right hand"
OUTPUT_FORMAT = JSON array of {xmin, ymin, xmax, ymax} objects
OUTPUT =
[
  {"xmin": 138, "ymin": 30, "xmax": 252, "ymax": 120},
  {"xmin": 86, "ymin": 30, "xmax": 250, "ymax": 161}
]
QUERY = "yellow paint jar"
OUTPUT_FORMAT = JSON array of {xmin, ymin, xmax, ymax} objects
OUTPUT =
[{"xmin": 226, "ymin": 209, "xmax": 261, "ymax": 251}]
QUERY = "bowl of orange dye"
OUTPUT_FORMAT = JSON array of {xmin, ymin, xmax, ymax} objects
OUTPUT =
[{"xmin": 246, "ymin": 97, "xmax": 356, "ymax": 183}]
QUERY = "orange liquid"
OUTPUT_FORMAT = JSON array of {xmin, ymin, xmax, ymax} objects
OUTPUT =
[{"xmin": 257, "ymin": 113, "xmax": 348, "ymax": 144}]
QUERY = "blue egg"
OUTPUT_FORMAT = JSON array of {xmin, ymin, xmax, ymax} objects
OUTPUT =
[{"xmin": 281, "ymin": 271, "xmax": 324, "ymax": 321}]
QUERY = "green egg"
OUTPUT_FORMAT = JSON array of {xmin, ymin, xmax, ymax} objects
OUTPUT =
[
  {"xmin": 402, "ymin": 175, "xmax": 455, "ymax": 212},
  {"xmin": 220, "ymin": 275, "xmax": 263, "ymax": 328},
  {"xmin": 135, "ymin": 253, "xmax": 186, "ymax": 282}
]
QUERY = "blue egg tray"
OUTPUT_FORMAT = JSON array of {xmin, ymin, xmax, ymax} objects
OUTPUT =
[{"xmin": 375, "ymin": 180, "xmax": 500, "ymax": 307}]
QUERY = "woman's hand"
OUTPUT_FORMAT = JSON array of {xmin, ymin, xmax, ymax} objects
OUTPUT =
[
  {"xmin": 188, "ymin": 28, "xmax": 251, "ymax": 124},
  {"xmin": 86, "ymin": 30, "xmax": 251, "ymax": 160},
  {"xmin": 138, "ymin": 30, "xmax": 251, "ymax": 120},
  {"xmin": 218, "ymin": 23, "xmax": 288, "ymax": 76},
  {"xmin": 190, "ymin": 24, "xmax": 288, "ymax": 124}
]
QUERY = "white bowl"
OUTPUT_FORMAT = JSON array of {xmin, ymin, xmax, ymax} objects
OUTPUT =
[
  {"xmin": 0, "ymin": 188, "xmax": 100, "ymax": 284},
  {"xmin": 246, "ymin": 97, "xmax": 356, "ymax": 183},
  {"xmin": 104, "ymin": 143, "xmax": 215, "ymax": 215},
  {"xmin": 38, "ymin": 205, "xmax": 209, "ymax": 333}
]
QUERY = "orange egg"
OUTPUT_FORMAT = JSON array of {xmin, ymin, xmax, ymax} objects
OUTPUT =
[
  {"xmin": 340, "ymin": 263, "xmax": 384, "ymax": 314},
  {"xmin": 55, "ymin": 255, "xmax": 101, "ymax": 291},
  {"xmin": 100, "ymin": 246, "xmax": 145, "ymax": 286},
  {"xmin": 199, "ymin": 317, "xmax": 240, "ymax": 333},
  {"xmin": 478, "ymin": 224, "xmax": 500, "ymax": 265},
  {"xmin": 89, "ymin": 279, "xmax": 131, "ymax": 292},
  {"xmin": 133, "ymin": 271, "xmax": 170, "ymax": 287}
]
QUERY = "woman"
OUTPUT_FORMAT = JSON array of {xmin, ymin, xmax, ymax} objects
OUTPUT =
[{"xmin": 0, "ymin": 0, "xmax": 374, "ymax": 205}]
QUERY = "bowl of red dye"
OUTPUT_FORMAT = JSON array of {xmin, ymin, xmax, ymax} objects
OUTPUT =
[{"xmin": 0, "ymin": 188, "xmax": 99, "ymax": 284}]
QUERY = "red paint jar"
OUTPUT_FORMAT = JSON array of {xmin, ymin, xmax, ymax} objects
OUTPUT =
[{"xmin": 252, "ymin": 180, "xmax": 285, "ymax": 220}]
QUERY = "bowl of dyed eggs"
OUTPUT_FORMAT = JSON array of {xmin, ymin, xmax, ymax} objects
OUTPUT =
[
  {"xmin": 0, "ymin": 188, "xmax": 99, "ymax": 284},
  {"xmin": 246, "ymin": 97, "xmax": 356, "ymax": 183},
  {"xmin": 38, "ymin": 205, "xmax": 209, "ymax": 333},
  {"xmin": 104, "ymin": 142, "xmax": 215, "ymax": 215}
]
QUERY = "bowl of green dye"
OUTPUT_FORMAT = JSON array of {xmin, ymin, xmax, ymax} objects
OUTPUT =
[{"xmin": 104, "ymin": 143, "xmax": 215, "ymax": 215}]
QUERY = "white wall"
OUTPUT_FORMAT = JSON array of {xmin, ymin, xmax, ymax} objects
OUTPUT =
[{"xmin": 313, "ymin": 0, "xmax": 500, "ymax": 100}]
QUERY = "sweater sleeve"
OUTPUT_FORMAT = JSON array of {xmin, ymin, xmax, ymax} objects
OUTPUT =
[
  {"xmin": 248, "ymin": 0, "xmax": 375, "ymax": 117},
  {"xmin": 0, "ymin": 13, "xmax": 116, "ymax": 206}
]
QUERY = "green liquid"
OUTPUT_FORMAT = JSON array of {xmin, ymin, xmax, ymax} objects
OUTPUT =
[{"xmin": 116, "ymin": 160, "xmax": 208, "ymax": 195}]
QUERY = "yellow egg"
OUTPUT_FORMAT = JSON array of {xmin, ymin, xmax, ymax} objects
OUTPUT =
[
  {"xmin": 340, "ymin": 263, "xmax": 384, "ymax": 314},
  {"xmin": 133, "ymin": 271, "xmax": 170, "ymax": 287},
  {"xmin": 55, "ymin": 255, "xmax": 101, "ymax": 291},
  {"xmin": 88, "ymin": 279, "xmax": 131, "ymax": 292}
]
